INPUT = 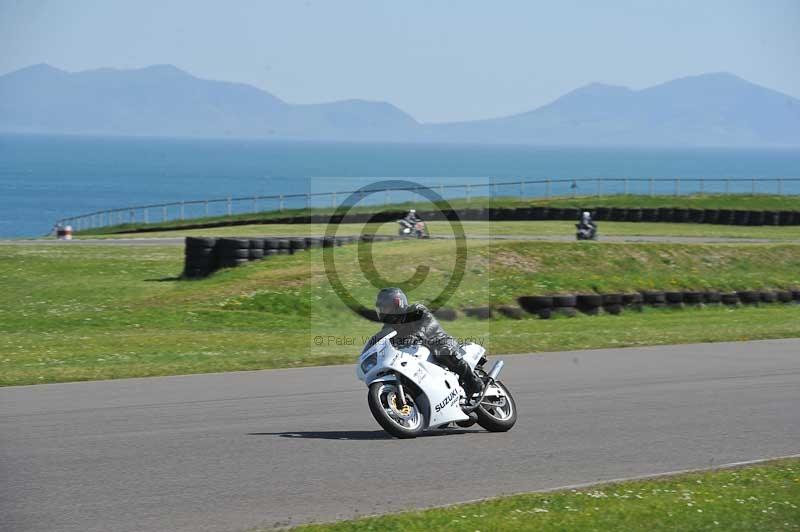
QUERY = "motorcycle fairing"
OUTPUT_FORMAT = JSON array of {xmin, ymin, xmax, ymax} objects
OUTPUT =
[{"xmin": 358, "ymin": 332, "xmax": 469, "ymax": 426}]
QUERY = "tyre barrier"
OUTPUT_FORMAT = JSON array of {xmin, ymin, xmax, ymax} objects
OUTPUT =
[
  {"xmin": 510, "ymin": 287, "xmax": 797, "ymax": 319},
  {"xmin": 346, "ymin": 285, "xmax": 798, "ymax": 322},
  {"xmin": 182, "ymin": 233, "xmax": 403, "ymax": 278},
  {"xmin": 463, "ymin": 306, "xmax": 493, "ymax": 320},
  {"xmin": 433, "ymin": 308, "xmax": 458, "ymax": 321},
  {"xmin": 672, "ymin": 208, "xmax": 690, "ymax": 224},
  {"xmin": 131, "ymin": 205, "xmax": 800, "ymax": 236},
  {"xmin": 737, "ymin": 290, "xmax": 760, "ymax": 304},
  {"xmin": 642, "ymin": 208, "xmax": 659, "ymax": 222},
  {"xmin": 721, "ymin": 292, "xmax": 740, "ymax": 305},
  {"xmin": 688, "ymin": 209, "xmax": 705, "ymax": 224},
  {"xmin": 702, "ymin": 209, "xmax": 719, "ymax": 225},
  {"xmin": 517, "ymin": 296, "xmax": 554, "ymax": 319}
]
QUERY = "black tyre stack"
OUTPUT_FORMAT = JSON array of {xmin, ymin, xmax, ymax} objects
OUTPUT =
[
  {"xmin": 249, "ymin": 238, "xmax": 265, "ymax": 260},
  {"xmin": 688, "ymin": 209, "xmax": 705, "ymax": 224},
  {"xmin": 553, "ymin": 294, "xmax": 577, "ymax": 317},
  {"xmin": 602, "ymin": 293, "xmax": 623, "ymax": 315},
  {"xmin": 683, "ymin": 291, "xmax": 704, "ymax": 306},
  {"xmin": 576, "ymin": 294, "xmax": 603, "ymax": 315},
  {"xmin": 643, "ymin": 291, "xmax": 667, "ymax": 308},
  {"xmin": 641, "ymin": 208, "xmax": 659, "ymax": 222},
  {"xmin": 290, "ymin": 238, "xmax": 307, "ymax": 253},
  {"xmin": 518, "ymin": 296, "xmax": 553, "ymax": 319},
  {"xmin": 747, "ymin": 210, "xmax": 765, "ymax": 226},
  {"xmin": 622, "ymin": 292, "xmax": 644, "ymax": 311},
  {"xmin": 218, "ymin": 238, "xmax": 251, "ymax": 268},
  {"xmin": 464, "ymin": 307, "xmax": 493, "ymax": 320},
  {"xmin": 626, "ymin": 208, "xmax": 643, "ymax": 223},
  {"xmin": 733, "ymin": 210, "xmax": 750, "ymax": 226},
  {"xmin": 703, "ymin": 291, "xmax": 722, "ymax": 305},
  {"xmin": 657, "ymin": 208, "xmax": 674, "ymax": 223},
  {"xmin": 183, "ymin": 237, "xmax": 218, "ymax": 278},
  {"xmin": 672, "ymin": 208, "xmax": 690, "ymax": 223},
  {"xmin": 702, "ymin": 209, "xmax": 719, "ymax": 225},
  {"xmin": 433, "ymin": 307, "xmax": 458, "ymax": 321},
  {"xmin": 717, "ymin": 210, "xmax": 734, "ymax": 225},
  {"xmin": 721, "ymin": 292, "xmax": 740, "ymax": 305},
  {"xmin": 665, "ymin": 291, "xmax": 684, "ymax": 308},
  {"xmin": 737, "ymin": 290, "xmax": 760, "ymax": 305}
]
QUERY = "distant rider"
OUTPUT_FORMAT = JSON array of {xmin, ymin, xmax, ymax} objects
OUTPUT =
[
  {"xmin": 579, "ymin": 211, "xmax": 596, "ymax": 231},
  {"xmin": 370, "ymin": 287, "xmax": 484, "ymax": 398},
  {"xmin": 404, "ymin": 209, "xmax": 421, "ymax": 224}
]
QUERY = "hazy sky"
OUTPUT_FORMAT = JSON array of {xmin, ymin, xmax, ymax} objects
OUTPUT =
[{"xmin": 1, "ymin": 0, "xmax": 798, "ymax": 122}]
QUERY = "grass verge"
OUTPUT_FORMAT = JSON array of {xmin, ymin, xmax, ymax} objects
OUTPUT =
[
  {"xmin": 289, "ymin": 458, "xmax": 800, "ymax": 531},
  {"xmin": 1, "ymin": 240, "xmax": 799, "ymax": 386}
]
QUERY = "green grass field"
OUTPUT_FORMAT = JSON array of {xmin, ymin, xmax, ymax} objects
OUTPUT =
[
  {"xmin": 2, "ymin": 238, "xmax": 799, "ymax": 386},
  {"xmin": 75, "ymin": 194, "xmax": 800, "ymax": 235},
  {"xmin": 74, "ymin": 219, "xmax": 800, "ymax": 240},
  {"xmin": 289, "ymin": 459, "xmax": 800, "ymax": 531}
]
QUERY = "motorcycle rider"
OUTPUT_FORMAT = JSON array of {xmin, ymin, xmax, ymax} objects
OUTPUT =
[
  {"xmin": 399, "ymin": 209, "xmax": 427, "ymax": 237},
  {"xmin": 403, "ymin": 209, "xmax": 421, "ymax": 225},
  {"xmin": 372, "ymin": 287, "xmax": 485, "ymax": 398},
  {"xmin": 579, "ymin": 210, "xmax": 596, "ymax": 231}
]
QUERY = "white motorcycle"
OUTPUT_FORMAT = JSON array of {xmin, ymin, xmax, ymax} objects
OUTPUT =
[
  {"xmin": 397, "ymin": 219, "xmax": 429, "ymax": 239},
  {"xmin": 356, "ymin": 331, "xmax": 517, "ymax": 438}
]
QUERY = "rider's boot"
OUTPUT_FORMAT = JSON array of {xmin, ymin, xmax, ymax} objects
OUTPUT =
[{"xmin": 453, "ymin": 358, "xmax": 485, "ymax": 398}]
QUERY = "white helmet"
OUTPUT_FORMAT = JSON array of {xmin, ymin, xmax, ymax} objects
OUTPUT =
[
  {"xmin": 409, "ymin": 209, "xmax": 416, "ymax": 214},
  {"xmin": 582, "ymin": 211, "xmax": 590, "ymax": 218}
]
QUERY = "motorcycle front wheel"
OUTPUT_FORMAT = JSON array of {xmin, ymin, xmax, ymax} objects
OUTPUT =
[
  {"xmin": 367, "ymin": 382, "xmax": 426, "ymax": 439},
  {"xmin": 475, "ymin": 380, "xmax": 517, "ymax": 432}
]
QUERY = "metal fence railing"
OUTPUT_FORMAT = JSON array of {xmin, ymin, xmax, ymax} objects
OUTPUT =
[{"xmin": 56, "ymin": 177, "xmax": 800, "ymax": 232}]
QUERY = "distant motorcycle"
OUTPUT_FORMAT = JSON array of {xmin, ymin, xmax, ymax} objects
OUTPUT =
[
  {"xmin": 398, "ymin": 219, "xmax": 429, "ymax": 239},
  {"xmin": 576, "ymin": 223, "xmax": 597, "ymax": 241},
  {"xmin": 356, "ymin": 330, "xmax": 517, "ymax": 438}
]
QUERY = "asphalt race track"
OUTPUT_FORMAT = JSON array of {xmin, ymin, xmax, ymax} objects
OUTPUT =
[{"xmin": 1, "ymin": 339, "xmax": 798, "ymax": 532}]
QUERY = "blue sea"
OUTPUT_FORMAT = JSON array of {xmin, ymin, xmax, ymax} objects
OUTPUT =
[{"xmin": 1, "ymin": 133, "xmax": 799, "ymax": 238}]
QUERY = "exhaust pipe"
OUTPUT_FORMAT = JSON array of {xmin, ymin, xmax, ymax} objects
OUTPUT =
[{"xmin": 487, "ymin": 360, "xmax": 504, "ymax": 381}]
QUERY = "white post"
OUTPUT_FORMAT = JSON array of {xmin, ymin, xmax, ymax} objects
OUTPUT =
[
  {"xmin": 306, "ymin": 194, "xmax": 310, "ymax": 210},
  {"xmin": 144, "ymin": 208, "xmax": 149, "ymax": 224},
  {"xmin": 163, "ymin": 205, "xmax": 168, "ymax": 221},
  {"xmin": 227, "ymin": 197, "xmax": 232, "ymax": 216},
  {"xmin": 279, "ymin": 194, "xmax": 284, "ymax": 212}
]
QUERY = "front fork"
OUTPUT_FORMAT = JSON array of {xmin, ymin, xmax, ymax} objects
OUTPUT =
[{"xmin": 395, "ymin": 380, "xmax": 408, "ymax": 408}]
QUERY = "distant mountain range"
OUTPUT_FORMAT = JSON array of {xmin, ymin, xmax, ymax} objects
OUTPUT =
[{"xmin": 1, "ymin": 63, "xmax": 799, "ymax": 146}]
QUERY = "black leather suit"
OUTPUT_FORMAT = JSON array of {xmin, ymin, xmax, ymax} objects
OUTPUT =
[{"xmin": 371, "ymin": 303, "xmax": 482, "ymax": 393}]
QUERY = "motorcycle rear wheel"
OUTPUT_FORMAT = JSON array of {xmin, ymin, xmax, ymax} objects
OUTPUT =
[
  {"xmin": 475, "ymin": 380, "xmax": 517, "ymax": 432},
  {"xmin": 367, "ymin": 382, "xmax": 426, "ymax": 439}
]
